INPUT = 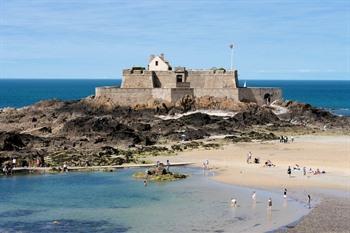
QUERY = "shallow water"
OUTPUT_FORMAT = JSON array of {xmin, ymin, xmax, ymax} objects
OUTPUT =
[{"xmin": 0, "ymin": 167, "xmax": 309, "ymax": 233}]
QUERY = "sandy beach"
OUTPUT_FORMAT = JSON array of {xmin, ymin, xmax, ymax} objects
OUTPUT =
[
  {"xmin": 154, "ymin": 135, "xmax": 350, "ymax": 191},
  {"xmin": 151, "ymin": 135, "xmax": 350, "ymax": 232}
]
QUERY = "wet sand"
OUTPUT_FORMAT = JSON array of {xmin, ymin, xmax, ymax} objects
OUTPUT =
[
  {"xmin": 151, "ymin": 135, "xmax": 350, "ymax": 232},
  {"xmin": 277, "ymin": 197, "xmax": 350, "ymax": 233}
]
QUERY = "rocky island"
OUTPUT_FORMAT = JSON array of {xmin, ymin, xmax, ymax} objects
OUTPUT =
[
  {"xmin": 133, "ymin": 162, "xmax": 187, "ymax": 182},
  {"xmin": 0, "ymin": 95, "xmax": 349, "ymax": 172},
  {"xmin": 1, "ymin": 55, "xmax": 349, "ymax": 173}
]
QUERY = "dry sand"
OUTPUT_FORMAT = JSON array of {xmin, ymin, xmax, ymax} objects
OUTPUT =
[
  {"xmin": 155, "ymin": 135, "xmax": 350, "ymax": 192},
  {"xmin": 151, "ymin": 135, "xmax": 350, "ymax": 232}
]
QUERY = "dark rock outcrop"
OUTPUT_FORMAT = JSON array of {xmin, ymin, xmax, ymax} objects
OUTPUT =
[{"xmin": 0, "ymin": 98, "xmax": 348, "ymax": 168}]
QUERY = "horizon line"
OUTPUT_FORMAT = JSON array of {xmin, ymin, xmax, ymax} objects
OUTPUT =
[{"xmin": 0, "ymin": 78, "xmax": 349, "ymax": 81}]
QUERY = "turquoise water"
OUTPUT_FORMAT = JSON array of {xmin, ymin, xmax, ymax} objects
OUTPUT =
[
  {"xmin": 0, "ymin": 168, "xmax": 308, "ymax": 233},
  {"xmin": 0, "ymin": 79, "xmax": 349, "ymax": 116}
]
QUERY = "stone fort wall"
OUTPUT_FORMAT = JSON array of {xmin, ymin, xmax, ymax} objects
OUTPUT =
[
  {"xmin": 121, "ymin": 70, "xmax": 154, "ymax": 88},
  {"xmin": 96, "ymin": 86, "xmax": 282, "ymax": 107},
  {"xmin": 97, "ymin": 68, "xmax": 281, "ymax": 107},
  {"xmin": 186, "ymin": 70, "xmax": 238, "ymax": 89},
  {"xmin": 238, "ymin": 88, "xmax": 282, "ymax": 105},
  {"xmin": 194, "ymin": 88, "xmax": 240, "ymax": 101},
  {"xmin": 95, "ymin": 87, "xmax": 193, "ymax": 106},
  {"xmin": 122, "ymin": 69, "xmax": 238, "ymax": 89}
]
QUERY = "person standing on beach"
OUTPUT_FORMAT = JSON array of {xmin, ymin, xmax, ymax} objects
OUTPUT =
[
  {"xmin": 12, "ymin": 158, "xmax": 16, "ymax": 168},
  {"xmin": 63, "ymin": 162, "xmax": 68, "ymax": 172},
  {"xmin": 268, "ymin": 198, "xmax": 272, "ymax": 209},
  {"xmin": 246, "ymin": 152, "xmax": 252, "ymax": 164},
  {"xmin": 308, "ymin": 194, "xmax": 311, "ymax": 209},
  {"xmin": 252, "ymin": 191, "xmax": 256, "ymax": 201},
  {"xmin": 205, "ymin": 160, "xmax": 209, "ymax": 169},
  {"xmin": 231, "ymin": 198, "xmax": 237, "ymax": 207},
  {"xmin": 283, "ymin": 188, "xmax": 287, "ymax": 198},
  {"xmin": 287, "ymin": 166, "xmax": 292, "ymax": 177},
  {"xmin": 303, "ymin": 166, "xmax": 307, "ymax": 176},
  {"xmin": 166, "ymin": 160, "xmax": 170, "ymax": 172}
]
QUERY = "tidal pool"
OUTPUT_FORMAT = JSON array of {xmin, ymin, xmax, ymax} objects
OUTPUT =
[{"xmin": 0, "ymin": 167, "xmax": 308, "ymax": 233}]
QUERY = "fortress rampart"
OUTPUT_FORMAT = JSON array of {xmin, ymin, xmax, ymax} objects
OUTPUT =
[{"xmin": 95, "ymin": 54, "xmax": 282, "ymax": 108}]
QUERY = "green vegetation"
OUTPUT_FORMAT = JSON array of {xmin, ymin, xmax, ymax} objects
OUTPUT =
[
  {"xmin": 133, "ymin": 171, "xmax": 187, "ymax": 181},
  {"xmin": 133, "ymin": 164, "xmax": 188, "ymax": 182}
]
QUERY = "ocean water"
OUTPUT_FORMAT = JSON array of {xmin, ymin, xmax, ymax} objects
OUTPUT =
[
  {"xmin": 0, "ymin": 79, "xmax": 349, "ymax": 116},
  {"xmin": 0, "ymin": 167, "xmax": 308, "ymax": 233},
  {"xmin": 0, "ymin": 79, "xmax": 118, "ymax": 109},
  {"xmin": 240, "ymin": 80, "xmax": 350, "ymax": 116}
]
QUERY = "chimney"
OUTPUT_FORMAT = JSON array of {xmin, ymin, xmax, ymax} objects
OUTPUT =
[
  {"xmin": 160, "ymin": 53, "xmax": 164, "ymax": 60},
  {"xmin": 149, "ymin": 54, "xmax": 155, "ymax": 62}
]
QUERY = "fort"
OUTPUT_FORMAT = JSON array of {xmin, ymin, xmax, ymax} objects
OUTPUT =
[{"xmin": 95, "ymin": 54, "xmax": 282, "ymax": 107}]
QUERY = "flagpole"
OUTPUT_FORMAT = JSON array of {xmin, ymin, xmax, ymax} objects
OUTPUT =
[{"xmin": 230, "ymin": 43, "xmax": 234, "ymax": 71}]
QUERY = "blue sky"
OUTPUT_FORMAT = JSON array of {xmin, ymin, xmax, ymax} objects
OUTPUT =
[{"xmin": 0, "ymin": 0, "xmax": 349, "ymax": 80}]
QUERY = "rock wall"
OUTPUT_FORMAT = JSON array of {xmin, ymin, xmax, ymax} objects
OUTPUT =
[
  {"xmin": 95, "ymin": 87, "xmax": 154, "ymax": 106},
  {"xmin": 186, "ymin": 70, "xmax": 238, "ymax": 88},
  {"xmin": 96, "ymin": 84, "xmax": 282, "ymax": 107},
  {"xmin": 194, "ymin": 88, "xmax": 240, "ymax": 102},
  {"xmin": 171, "ymin": 88, "xmax": 194, "ymax": 102},
  {"xmin": 122, "ymin": 70, "xmax": 154, "ymax": 88},
  {"xmin": 238, "ymin": 88, "xmax": 282, "ymax": 105},
  {"xmin": 151, "ymin": 88, "xmax": 172, "ymax": 102},
  {"xmin": 153, "ymin": 71, "xmax": 177, "ymax": 88},
  {"xmin": 95, "ymin": 87, "xmax": 175, "ymax": 106},
  {"xmin": 121, "ymin": 69, "xmax": 239, "ymax": 90}
]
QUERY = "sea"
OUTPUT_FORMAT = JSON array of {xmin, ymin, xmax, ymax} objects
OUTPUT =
[
  {"xmin": 0, "ymin": 79, "xmax": 349, "ymax": 116},
  {"xmin": 0, "ymin": 167, "xmax": 309, "ymax": 233}
]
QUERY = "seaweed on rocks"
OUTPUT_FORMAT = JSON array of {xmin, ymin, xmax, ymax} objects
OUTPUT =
[{"xmin": 0, "ymin": 98, "xmax": 348, "ymax": 169}]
